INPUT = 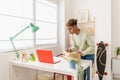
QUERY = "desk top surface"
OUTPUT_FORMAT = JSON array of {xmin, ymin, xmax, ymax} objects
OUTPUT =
[{"xmin": 10, "ymin": 57, "xmax": 91, "ymax": 76}]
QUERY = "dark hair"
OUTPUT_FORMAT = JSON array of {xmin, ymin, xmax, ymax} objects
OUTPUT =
[{"xmin": 66, "ymin": 19, "xmax": 77, "ymax": 26}]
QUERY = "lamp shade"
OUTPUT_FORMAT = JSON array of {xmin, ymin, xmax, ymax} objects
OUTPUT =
[{"xmin": 30, "ymin": 23, "xmax": 39, "ymax": 33}]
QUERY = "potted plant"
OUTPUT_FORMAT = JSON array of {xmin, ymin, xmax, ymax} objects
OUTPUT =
[
  {"xmin": 68, "ymin": 54, "xmax": 84, "ymax": 80},
  {"xmin": 77, "ymin": 64, "xmax": 84, "ymax": 80},
  {"xmin": 115, "ymin": 47, "xmax": 120, "ymax": 59},
  {"xmin": 68, "ymin": 58, "xmax": 84, "ymax": 80},
  {"xmin": 68, "ymin": 57, "xmax": 79, "ymax": 69}
]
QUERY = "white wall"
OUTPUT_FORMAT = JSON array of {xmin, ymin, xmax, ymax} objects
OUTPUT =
[
  {"xmin": 58, "ymin": 0, "xmax": 65, "ymax": 51},
  {"xmin": 70, "ymin": 0, "xmax": 111, "ymax": 80},
  {"xmin": 112, "ymin": 0, "xmax": 120, "ymax": 78},
  {"xmin": 70, "ymin": 0, "xmax": 111, "ymax": 43},
  {"xmin": 0, "ymin": 53, "xmax": 11, "ymax": 80},
  {"xmin": 59, "ymin": 0, "xmax": 72, "ymax": 51},
  {"xmin": 112, "ymin": 0, "xmax": 120, "ymax": 55}
]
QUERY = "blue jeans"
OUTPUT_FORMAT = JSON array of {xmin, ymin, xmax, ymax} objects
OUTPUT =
[{"xmin": 81, "ymin": 54, "xmax": 94, "ymax": 80}]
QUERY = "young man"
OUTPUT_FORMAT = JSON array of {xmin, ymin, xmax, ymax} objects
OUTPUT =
[{"xmin": 65, "ymin": 18, "xmax": 95, "ymax": 80}]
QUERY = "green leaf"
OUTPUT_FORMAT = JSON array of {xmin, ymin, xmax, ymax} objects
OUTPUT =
[{"xmin": 77, "ymin": 64, "xmax": 84, "ymax": 80}]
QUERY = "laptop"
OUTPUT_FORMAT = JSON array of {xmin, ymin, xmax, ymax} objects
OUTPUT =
[{"xmin": 36, "ymin": 49, "xmax": 61, "ymax": 64}]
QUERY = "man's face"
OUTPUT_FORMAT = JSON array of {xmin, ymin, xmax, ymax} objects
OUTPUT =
[{"xmin": 66, "ymin": 25, "xmax": 76, "ymax": 34}]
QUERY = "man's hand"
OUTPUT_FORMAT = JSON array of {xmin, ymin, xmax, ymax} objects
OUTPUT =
[{"xmin": 65, "ymin": 48, "xmax": 71, "ymax": 52}]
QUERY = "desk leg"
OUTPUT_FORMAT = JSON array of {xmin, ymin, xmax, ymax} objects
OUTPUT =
[
  {"xmin": 9, "ymin": 63, "xmax": 16, "ymax": 80},
  {"xmin": 88, "ymin": 61, "xmax": 92, "ymax": 80},
  {"xmin": 84, "ymin": 61, "xmax": 92, "ymax": 80},
  {"xmin": 74, "ymin": 71, "xmax": 78, "ymax": 80},
  {"xmin": 73, "ymin": 75, "xmax": 78, "ymax": 80}
]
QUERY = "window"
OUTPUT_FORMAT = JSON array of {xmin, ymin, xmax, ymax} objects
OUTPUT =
[
  {"xmin": 0, "ymin": 0, "xmax": 58, "ymax": 52},
  {"xmin": 35, "ymin": 0, "xmax": 57, "ymax": 45}
]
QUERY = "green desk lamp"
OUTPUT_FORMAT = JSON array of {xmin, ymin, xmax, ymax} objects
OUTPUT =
[{"xmin": 9, "ymin": 23, "xmax": 39, "ymax": 60}]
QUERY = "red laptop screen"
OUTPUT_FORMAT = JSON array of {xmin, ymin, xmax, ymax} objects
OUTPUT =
[{"xmin": 36, "ymin": 50, "xmax": 54, "ymax": 64}]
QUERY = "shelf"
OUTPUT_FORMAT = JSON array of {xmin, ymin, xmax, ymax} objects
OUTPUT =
[
  {"xmin": 78, "ymin": 21, "xmax": 95, "ymax": 24},
  {"xmin": 112, "ymin": 58, "xmax": 120, "ymax": 74}
]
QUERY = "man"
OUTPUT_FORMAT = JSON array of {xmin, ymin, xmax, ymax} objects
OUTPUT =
[{"xmin": 65, "ymin": 18, "xmax": 95, "ymax": 80}]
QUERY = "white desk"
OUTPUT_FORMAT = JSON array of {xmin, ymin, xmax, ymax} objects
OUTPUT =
[{"xmin": 9, "ymin": 57, "xmax": 92, "ymax": 80}]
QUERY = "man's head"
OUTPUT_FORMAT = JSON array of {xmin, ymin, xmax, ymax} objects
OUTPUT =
[{"xmin": 65, "ymin": 19, "xmax": 78, "ymax": 34}]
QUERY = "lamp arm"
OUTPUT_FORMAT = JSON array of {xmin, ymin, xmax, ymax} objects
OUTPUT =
[
  {"xmin": 10, "ymin": 26, "xmax": 29, "ymax": 40},
  {"xmin": 9, "ymin": 26, "xmax": 29, "ymax": 59},
  {"xmin": 9, "ymin": 38, "xmax": 19, "ymax": 58}
]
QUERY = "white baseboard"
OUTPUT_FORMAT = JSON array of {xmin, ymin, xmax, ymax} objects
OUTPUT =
[
  {"xmin": 113, "ymin": 74, "xmax": 120, "ymax": 78},
  {"xmin": 93, "ymin": 75, "xmax": 112, "ymax": 80}
]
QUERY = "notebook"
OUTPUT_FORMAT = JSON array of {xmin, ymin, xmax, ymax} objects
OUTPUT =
[{"xmin": 36, "ymin": 49, "xmax": 61, "ymax": 64}]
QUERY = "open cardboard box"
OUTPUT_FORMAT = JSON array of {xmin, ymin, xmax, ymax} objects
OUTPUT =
[{"xmin": 63, "ymin": 51, "xmax": 81, "ymax": 62}]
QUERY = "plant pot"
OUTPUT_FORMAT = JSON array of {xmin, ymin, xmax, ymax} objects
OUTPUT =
[
  {"xmin": 117, "ymin": 55, "xmax": 120, "ymax": 59},
  {"xmin": 69, "ymin": 61, "xmax": 76, "ymax": 69}
]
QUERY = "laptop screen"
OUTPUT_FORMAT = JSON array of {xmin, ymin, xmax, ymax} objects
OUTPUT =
[{"xmin": 36, "ymin": 50, "xmax": 54, "ymax": 64}]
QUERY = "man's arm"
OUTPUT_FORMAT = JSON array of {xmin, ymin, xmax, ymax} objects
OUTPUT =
[
  {"xmin": 70, "ymin": 35, "xmax": 77, "ymax": 51},
  {"xmin": 81, "ymin": 32, "xmax": 94, "ymax": 56}
]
